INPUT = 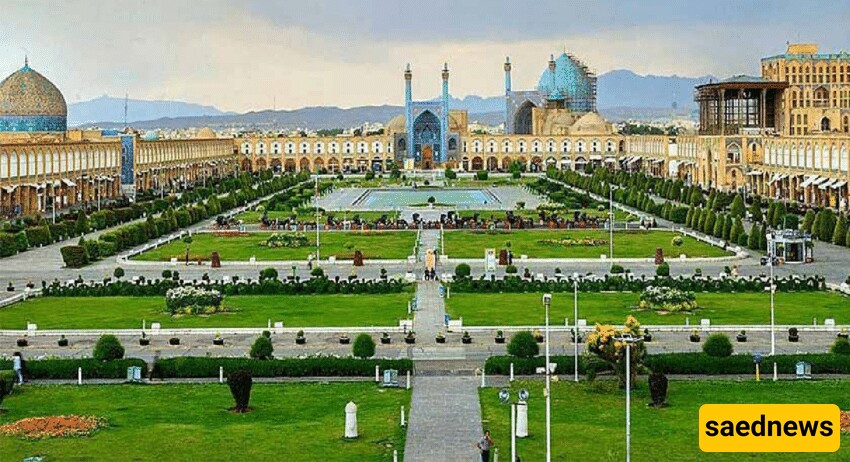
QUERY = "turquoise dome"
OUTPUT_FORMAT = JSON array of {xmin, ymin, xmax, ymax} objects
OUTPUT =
[
  {"xmin": 0, "ymin": 60, "xmax": 67, "ymax": 132},
  {"xmin": 537, "ymin": 53, "xmax": 594, "ymax": 112}
]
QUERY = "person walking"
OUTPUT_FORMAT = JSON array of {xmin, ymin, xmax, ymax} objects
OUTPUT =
[
  {"xmin": 477, "ymin": 429, "xmax": 493, "ymax": 462},
  {"xmin": 12, "ymin": 351, "xmax": 23, "ymax": 385}
]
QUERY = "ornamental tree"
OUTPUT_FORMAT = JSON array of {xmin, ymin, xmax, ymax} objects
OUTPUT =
[
  {"xmin": 585, "ymin": 316, "xmax": 646, "ymax": 388},
  {"xmin": 729, "ymin": 194, "xmax": 745, "ymax": 218}
]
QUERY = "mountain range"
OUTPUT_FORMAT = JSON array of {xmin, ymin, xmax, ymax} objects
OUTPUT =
[{"xmin": 71, "ymin": 70, "xmax": 714, "ymax": 130}]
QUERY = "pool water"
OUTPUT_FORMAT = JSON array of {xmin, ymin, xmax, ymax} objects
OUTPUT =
[{"xmin": 358, "ymin": 188, "xmax": 497, "ymax": 207}]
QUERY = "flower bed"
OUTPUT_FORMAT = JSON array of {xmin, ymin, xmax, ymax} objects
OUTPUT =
[
  {"xmin": 638, "ymin": 286, "xmax": 698, "ymax": 313},
  {"xmin": 0, "ymin": 415, "xmax": 106, "ymax": 439},
  {"xmin": 537, "ymin": 238, "xmax": 607, "ymax": 247},
  {"xmin": 841, "ymin": 411, "xmax": 850, "ymax": 434},
  {"xmin": 259, "ymin": 232, "xmax": 309, "ymax": 248},
  {"xmin": 165, "ymin": 286, "xmax": 224, "ymax": 315}
]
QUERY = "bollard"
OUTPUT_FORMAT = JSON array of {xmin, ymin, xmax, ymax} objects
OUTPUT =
[
  {"xmin": 400, "ymin": 405, "xmax": 406, "ymax": 427},
  {"xmin": 773, "ymin": 362, "xmax": 778, "ymax": 381},
  {"xmin": 494, "ymin": 447, "xmax": 499, "ymax": 462},
  {"xmin": 375, "ymin": 365, "xmax": 380, "ymax": 383},
  {"xmin": 516, "ymin": 400, "xmax": 528, "ymax": 438},
  {"xmin": 406, "ymin": 370, "xmax": 411, "ymax": 390},
  {"xmin": 219, "ymin": 366, "xmax": 224, "ymax": 384},
  {"xmin": 77, "ymin": 367, "xmax": 82, "ymax": 385},
  {"xmin": 267, "ymin": 319, "xmax": 271, "ymax": 329},
  {"xmin": 480, "ymin": 369, "xmax": 486, "ymax": 388},
  {"xmin": 510, "ymin": 363, "xmax": 514, "ymax": 382},
  {"xmin": 393, "ymin": 450, "xmax": 398, "ymax": 462},
  {"xmin": 344, "ymin": 402, "xmax": 358, "ymax": 439}
]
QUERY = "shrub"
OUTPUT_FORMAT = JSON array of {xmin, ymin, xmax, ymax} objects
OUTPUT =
[
  {"xmin": 610, "ymin": 264, "xmax": 625, "ymax": 274},
  {"xmin": 476, "ymin": 170, "xmax": 488, "ymax": 181},
  {"xmin": 60, "ymin": 245, "xmax": 89, "ymax": 268},
  {"xmin": 161, "ymin": 269, "xmax": 172, "ymax": 279},
  {"xmin": 648, "ymin": 371, "xmax": 668, "ymax": 406},
  {"xmin": 152, "ymin": 357, "xmax": 413, "ymax": 378},
  {"xmin": 352, "ymin": 333, "xmax": 376, "ymax": 359},
  {"xmin": 113, "ymin": 267, "xmax": 125, "ymax": 279},
  {"xmin": 311, "ymin": 267, "xmax": 325, "ymax": 278},
  {"xmin": 259, "ymin": 267, "xmax": 279, "ymax": 281},
  {"xmin": 507, "ymin": 331, "xmax": 539, "ymax": 359},
  {"xmin": 505, "ymin": 264, "xmax": 518, "ymax": 274},
  {"xmin": 671, "ymin": 236, "xmax": 683, "ymax": 247},
  {"xmin": 831, "ymin": 338, "xmax": 850, "ymax": 355},
  {"xmin": 655, "ymin": 262, "xmax": 670, "ymax": 277},
  {"xmin": 227, "ymin": 369, "xmax": 253, "ymax": 412},
  {"xmin": 455, "ymin": 263, "xmax": 471, "ymax": 278},
  {"xmin": 25, "ymin": 225, "xmax": 52, "ymax": 247},
  {"xmin": 702, "ymin": 334, "xmax": 733, "ymax": 357},
  {"xmin": 92, "ymin": 335, "xmax": 125, "ymax": 361},
  {"xmin": 250, "ymin": 336, "xmax": 274, "ymax": 360}
]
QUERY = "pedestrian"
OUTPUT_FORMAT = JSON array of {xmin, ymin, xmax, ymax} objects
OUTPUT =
[
  {"xmin": 12, "ymin": 351, "xmax": 23, "ymax": 385},
  {"xmin": 477, "ymin": 429, "xmax": 493, "ymax": 462}
]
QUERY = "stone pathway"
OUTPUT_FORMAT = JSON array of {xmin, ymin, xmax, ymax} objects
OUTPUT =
[{"xmin": 404, "ymin": 375, "xmax": 484, "ymax": 462}]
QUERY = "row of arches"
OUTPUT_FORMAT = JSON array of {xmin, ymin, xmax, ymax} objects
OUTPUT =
[
  {"xmin": 240, "ymin": 138, "xmax": 392, "ymax": 156},
  {"xmin": 0, "ymin": 144, "xmax": 120, "ymax": 180},
  {"xmin": 463, "ymin": 137, "xmax": 625, "ymax": 154},
  {"xmin": 136, "ymin": 140, "xmax": 233, "ymax": 166},
  {"xmin": 764, "ymin": 140, "xmax": 849, "ymax": 172}
]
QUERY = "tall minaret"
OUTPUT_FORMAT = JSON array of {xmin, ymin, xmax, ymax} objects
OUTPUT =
[
  {"xmin": 504, "ymin": 56, "xmax": 512, "ymax": 93},
  {"xmin": 441, "ymin": 62, "xmax": 450, "ymax": 164},
  {"xmin": 548, "ymin": 54, "xmax": 556, "ymax": 97},
  {"xmin": 404, "ymin": 64, "xmax": 412, "ymax": 159}
]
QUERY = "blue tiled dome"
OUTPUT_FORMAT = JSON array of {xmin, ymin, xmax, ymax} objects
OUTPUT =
[
  {"xmin": 537, "ymin": 53, "xmax": 594, "ymax": 111},
  {"xmin": 0, "ymin": 61, "xmax": 67, "ymax": 132}
]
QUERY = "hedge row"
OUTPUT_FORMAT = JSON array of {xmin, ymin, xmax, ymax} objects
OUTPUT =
[
  {"xmin": 485, "ymin": 353, "xmax": 850, "ymax": 376},
  {"xmin": 153, "ymin": 356, "xmax": 413, "ymax": 378},
  {"xmin": 0, "ymin": 358, "xmax": 147, "ymax": 379},
  {"xmin": 41, "ymin": 277, "xmax": 410, "ymax": 297},
  {"xmin": 451, "ymin": 274, "xmax": 826, "ymax": 294}
]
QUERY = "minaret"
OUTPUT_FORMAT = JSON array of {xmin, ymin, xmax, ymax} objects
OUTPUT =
[
  {"xmin": 504, "ymin": 56, "xmax": 512, "ymax": 93},
  {"xmin": 548, "ymin": 54, "xmax": 556, "ymax": 96},
  {"xmin": 441, "ymin": 62, "xmax": 450, "ymax": 164},
  {"xmin": 404, "ymin": 64, "xmax": 413, "ymax": 160}
]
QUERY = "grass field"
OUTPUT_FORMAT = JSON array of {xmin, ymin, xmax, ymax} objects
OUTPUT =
[
  {"xmin": 133, "ymin": 230, "xmax": 417, "ymax": 261},
  {"xmin": 0, "ymin": 293, "xmax": 412, "ymax": 329},
  {"xmin": 0, "ymin": 383, "xmax": 409, "ymax": 461},
  {"xmin": 443, "ymin": 229, "xmax": 731, "ymax": 259},
  {"xmin": 480, "ymin": 380, "xmax": 850, "ymax": 461},
  {"xmin": 445, "ymin": 291, "xmax": 850, "ymax": 326},
  {"xmin": 236, "ymin": 210, "xmax": 399, "ymax": 224}
]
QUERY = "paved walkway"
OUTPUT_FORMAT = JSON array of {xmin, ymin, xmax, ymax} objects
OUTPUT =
[{"xmin": 404, "ymin": 376, "xmax": 484, "ymax": 462}]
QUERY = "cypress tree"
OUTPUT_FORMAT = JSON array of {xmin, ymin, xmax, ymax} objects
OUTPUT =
[
  {"xmin": 713, "ymin": 214, "xmax": 725, "ymax": 238},
  {"xmin": 730, "ymin": 194, "xmax": 745, "ymax": 218},
  {"xmin": 802, "ymin": 209, "xmax": 816, "ymax": 233},
  {"xmin": 703, "ymin": 211, "xmax": 716, "ymax": 235},
  {"xmin": 724, "ymin": 214, "xmax": 734, "ymax": 240},
  {"xmin": 749, "ymin": 200, "xmax": 763, "ymax": 223},
  {"xmin": 833, "ymin": 214, "xmax": 848, "ymax": 246},
  {"xmin": 748, "ymin": 223, "xmax": 760, "ymax": 249},
  {"xmin": 730, "ymin": 217, "xmax": 745, "ymax": 244}
]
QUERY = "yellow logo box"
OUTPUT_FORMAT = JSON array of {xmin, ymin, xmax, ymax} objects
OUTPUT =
[{"xmin": 699, "ymin": 404, "xmax": 840, "ymax": 453}]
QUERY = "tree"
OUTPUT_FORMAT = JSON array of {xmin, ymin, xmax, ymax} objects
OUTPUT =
[
  {"xmin": 227, "ymin": 369, "xmax": 253, "ymax": 413},
  {"xmin": 729, "ymin": 194, "xmax": 745, "ymax": 218},
  {"xmin": 75, "ymin": 210, "xmax": 90, "ymax": 235},
  {"xmin": 507, "ymin": 331, "xmax": 539, "ymax": 358},
  {"xmin": 648, "ymin": 371, "xmax": 668, "ymax": 407},
  {"xmin": 454, "ymin": 263, "xmax": 471, "ymax": 278},
  {"xmin": 444, "ymin": 167, "xmax": 457, "ymax": 180},
  {"xmin": 703, "ymin": 333, "xmax": 733, "ymax": 357},
  {"xmin": 748, "ymin": 223, "xmax": 761, "ymax": 250},
  {"xmin": 113, "ymin": 267, "xmax": 125, "ymax": 279},
  {"xmin": 586, "ymin": 316, "xmax": 646, "ymax": 388},
  {"xmin": 352, "ymin": 333, "xmax": 376, "ymax": 359},
  {"xmin": 749, "ymin": 200, "xmax": 763, "ymax": 223},
  {"xmin": 655, "ymin": 262, "xmax": 670, "ymax": 277},
  {"xmin": 802, "ymin": 209, "xmax": 816, "ymax": 233},
  {"xmin": 703, "ymin": 211, "xmax": 716, "ymax": 235},
  {"xmin": 833, "ymin": 214, "xmax": 848, "ymax": 246},
  {"xmin": 259, "ymin": 267, "xmax": 279, "ymax": 281},
  {"xmin": 250, "ymin": 336, "xmax": 274, "ymax": 359},
  {"xmin": 713, "ymin": 214, "xmax": 725, "ymax": 238},
  {"xmin": 730, "ymin": 217, "xmax": 745, "ymax": 244},
  {"xmin": 93, "ymin": 335, "xmax": 125, "ymax": 361},
  {"xmin": 723, "ymin": 215, "xmax": 733, "ymax": 241}
]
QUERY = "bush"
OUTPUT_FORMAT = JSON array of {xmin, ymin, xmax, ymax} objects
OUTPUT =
[
  {"xmin": 507, "ymin": 331, "xmax": 539, "ymax": 359},
  {"xmin": 0, "ymin": 370, "xmax": 15, "ymax": 405},
  {"xmin": 702, "ymin": 334, "xmax": 733, "ymax": 357},
  {"xmin": 476, "ymin": 170, "xmax": 489, "ymax": 181},
  {"xmin": 227, "ymin": 369, "xmax": 253, "ymax": 412},
  {"xmin": 648, "ymin": 371, "xmax": 668, "ymax": 406},
  {"xmin": 352, "ymin": 333, "xmax": 376, "ymax": 359},
  {"xmin": 505, "ymin": 264, "xmax": 518, "ymax": 274},
  {"xmin": 831, "ymin": 338, "xmax": 850, "ymax": 355},
  {"xmin": 311, "ymin": 267, "xmax": 325, "ymax": 278},
  {"xmin": 655, "ymin": 262, "xmax": 670, "ymax": 277},
  {"xmin": 259, "ymin": 267, "xmax": 279, "ymax": 281},
  {"xmin": 92, "ymin": 335, "xmax": 125, "ymax": 361},
  {"xmin": 455, "ymin": 263, "xmax": 471, "ymax": 278},
  {"xmin": 25, "ymin": 225, "xmax": 52, "ymax": 247},
  {"xmin": 113, "ymin": 267, "xmax": 125, "ymax": 279},
  {"xmin": 162, "ymin": 269, "xmax": 172, "ymax": 279},
  {"xmin": 610, "ymin": 264, "xmax": 625, "ymax": 274},
  {"xmin": 0, "ymin": 358, "xmax": 145, "ymax": 379},
  {"xmin": 153, "ymin": 357, "xmax": 413, "ymax": 378},
  {"xmin": 60, "ymin": 245, "xmax": 89, "ymax": 268},
  {"xmin": 250, "ymin": 336, "xmax": 274, "ymax": 360}
]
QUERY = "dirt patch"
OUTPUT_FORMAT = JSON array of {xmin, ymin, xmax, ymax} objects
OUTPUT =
[
  {"xmin": 0, "ymin": 415, "xmax": 106, "ymax": 439},
  {"xmin": 841, "ymin": 411, "xmax": 850, "ymax": 433}
]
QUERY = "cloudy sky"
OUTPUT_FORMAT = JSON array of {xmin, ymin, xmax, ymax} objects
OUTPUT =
[{"xmin": 1, "ymin": 0, "xmax": 848, "ymax": 112}]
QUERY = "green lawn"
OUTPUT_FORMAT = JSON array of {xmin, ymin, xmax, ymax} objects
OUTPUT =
[
  {"xmin": 480, "ymin": 380, "xmax": 850, "ymax": 461},
  {"xmin": 446, "ymin": 291, "xmax": 850, "ymax": 326},
  {"xmin": 236, "ymin": 210, "xmax": 399, "ymax": 224},
  {"xmin": 0, "ymin": 383, "xmax": 408, "ymax": 461},
  {"xmin": 0, "ymin": 293, "xmax": 411, "ymax": 329},
  {"xmin": 443, "ymin": 229, "xmax": 731, "ymax": 259},
  {"xmin": 133, "ymin": 230, "xmax": 417, "ymax": 261}
]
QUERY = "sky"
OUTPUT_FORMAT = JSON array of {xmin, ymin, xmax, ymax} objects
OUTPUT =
[{"xmin": 1, "ymin": 0, "xmax": 848, "ymax": 112}]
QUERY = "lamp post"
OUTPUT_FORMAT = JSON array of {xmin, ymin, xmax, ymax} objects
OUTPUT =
[
  {"xmin": 767, "ymin": 231, "xmax": 776, "ymax": 356},
  {"xmin": 609, "ymin": 183, "xmax": 616, "ymax": 263},
  {"xmin": 573, "ymin": 273, "xmax": 579, "ymax": 383},
  {"xmin": 542, "ymin": 293, "xmax": 552, "ymax": 462},
  {"xmin": 613, "ymin": 334, "xmax": 642, "ymax": 462}
]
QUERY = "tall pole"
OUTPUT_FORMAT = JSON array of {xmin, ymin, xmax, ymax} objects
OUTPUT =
[
  {"xmin": 574, "ymin": 278, "xmax": 579, "ymax": 383},
  {"xmin": 315, "ymin": 174, "xmax": 320, "ymax": 263},
  {"xmin": 625, "ymin": 342, "xmax": 632, "ymax": 462},
  {"xmin": 543, "ymin": 294, "xmax": 552, "ymax": 462},
  {"xmin": 511, "ymin": 403, "xmax": 516, "ymax": 462},
  {"xmin": 609, "ymin": 185, "xmax": 614, "ymax": 262},
  {"xmin": 769, "ymin": 233, "xmax": 775, "ymax": 356}
]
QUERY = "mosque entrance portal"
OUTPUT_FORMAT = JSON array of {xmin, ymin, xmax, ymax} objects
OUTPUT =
[{"xmin": 421, "ymin": 145, "xmax": 434, "ymax": 169}]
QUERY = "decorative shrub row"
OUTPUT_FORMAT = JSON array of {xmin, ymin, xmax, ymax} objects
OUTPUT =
[
  {"xmin": 485, "ymin": 353, "xmax": 850, "ymax": 376},
  {"xmin": 40, "ymin": 277, "xmax": 411, "ymax": 297},
  {"xmin": 451, "ymin": 274, "xmax": 826, "ymax": 294},
  {"xmin": 152, "ymin": 356, "xmax": 413, "ymax": 378},
  {"xmin": 0, "ymin": 358, "xmax": 146, "ymax": 379}
]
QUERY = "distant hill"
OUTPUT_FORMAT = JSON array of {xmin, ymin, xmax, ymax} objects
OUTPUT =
[
  {"xmin": 75, "ymin": 70, "xmax": 714, "ymax": 129},
  {"xmin": 68, "ymin": 95, "xmax": 234, "ymax": 126}
]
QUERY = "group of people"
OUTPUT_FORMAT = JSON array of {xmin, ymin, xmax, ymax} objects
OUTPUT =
[{"xmin": 423, "ymin": 268, "xmax": 438, "ymax": 281}]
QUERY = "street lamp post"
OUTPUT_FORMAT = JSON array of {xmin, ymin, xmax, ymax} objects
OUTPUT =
[
  {"xmin": 542, "ymin": 293, "xmax": 552, "ymax": 462},
  {"xmin": 767, "ymin": 231, "xmax": 776, "ymax": 356},
  {"xmin": 609, "ymin": 184, "xmax": 616, "ymax": 262},
  {"xmin": 613, "ymin": 334, "xmax": 642, "ymax": 462},
  {"xmin": 573, "ymin": 273, "xmax": 579, "ymax": 383}
]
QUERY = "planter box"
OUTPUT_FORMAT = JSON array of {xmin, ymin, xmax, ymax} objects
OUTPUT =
[
  {"xmin": 736, "ymin": 336, "xmax": 747, "ymax": 343},
  {"xmin": 643, "ymin": 335, "xmax": 652, "ymax": 343},
  {"xmin": 58, "ymin": 339, "xmax": 69, "ymax": 347},
  {"xmin": 436, "ymin": 337, "xmax": 446, "ymax": 344},
  {"xmin": 534, "ymin": 337, "xmax": 544, "ymax": 343},
  {"xmin": 404, "ymin": 337, "xmax": 416, "ymax": 344},
  {"xmin": 16, "ymin": 339, "xmax": 28, "ymax": 347},
  {"xmin": 339, "ymin": 337, "xmax": 350, "ymax": 345},
  {"xmin": 689, "ymin": 335, "xmax": 700, "ymax": 343},
  {"xmin": 169, "ymin": 338, "xmax": 181, "ymax": 346},
  {"xmin": 139, "ymin": 338, "xmax": 150, "ymax": 346},
  {"xmin": 462, "ymin": 337, "xmax": 472, "ymax": 344},
  {"xmin": 213, "ymin": 338, "xmax": 225, "ymax": 346},
  {"xmin": 788, "ymin": 336, "xmax": 799, "ymax": 343},
  {"xmin": 380, "ymin": 337, "xmax": 391, "ymax": 345},
  {"xmin": 838, "ymin": 333, "xmax": 849, "ymax": 340},
  {"xmin": 296, "ymin": 337, "xmax": 306, "ymax": 345},
  {"xmin": 495, "ymin": 337, "xmax": 506, "ymax": 344}
]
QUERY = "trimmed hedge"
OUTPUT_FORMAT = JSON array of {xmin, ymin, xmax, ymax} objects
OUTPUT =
[
  {"xmin": 0, "ymin": 358, "xmax": 146, "ymax": 379},
  {"xmin": 153, "ymin": 356, "xmax": 413, "ymax": 378},
  {"xmin": 59, "ymin": 245, "xmax": 89, "ymax": 268},
  {"xmin": 485, "ymin": 353, "xmax": 850, "ymax": 376}
]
